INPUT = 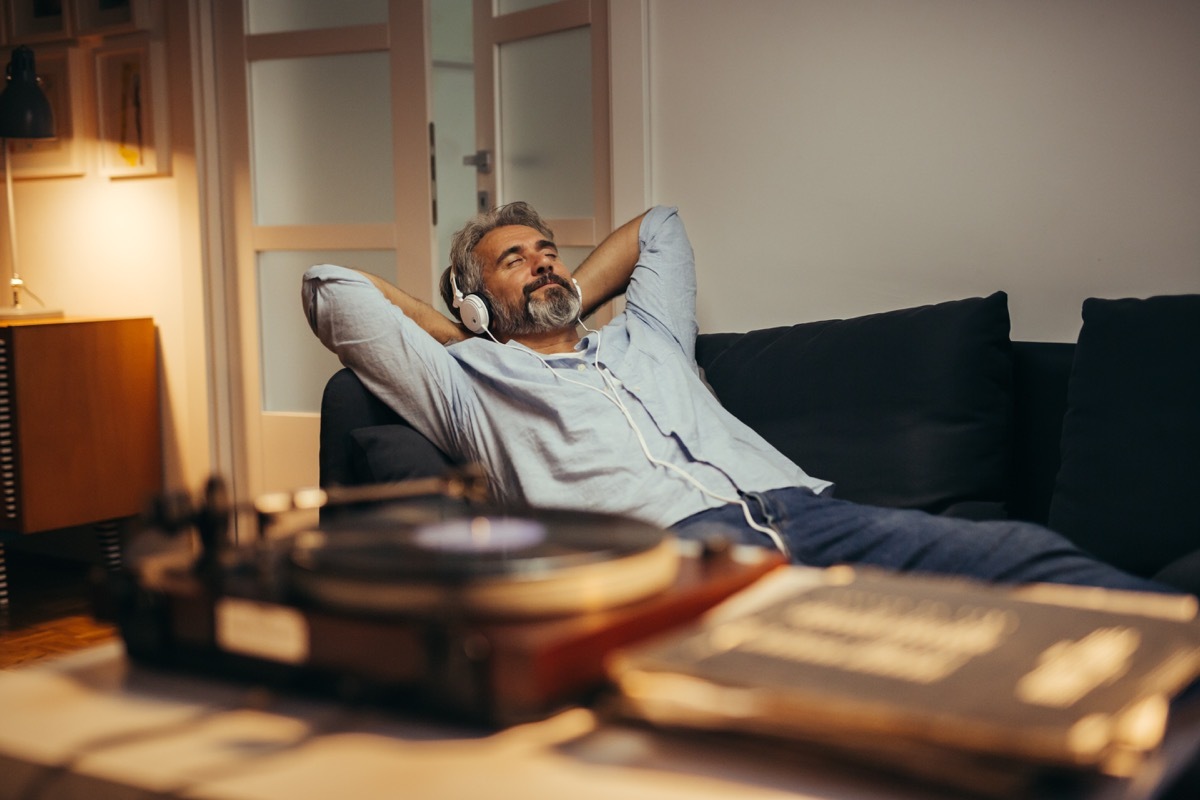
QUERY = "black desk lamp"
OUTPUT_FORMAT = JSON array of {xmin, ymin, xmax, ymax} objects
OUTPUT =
[{"xmin": 0, "ymin": 46, "xmax": 60, "ymax": 319}]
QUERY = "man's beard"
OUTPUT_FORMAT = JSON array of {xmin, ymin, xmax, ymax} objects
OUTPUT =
[{"xmin": 487, "ymin": 275, "xmax": 581, "ymax": 336}]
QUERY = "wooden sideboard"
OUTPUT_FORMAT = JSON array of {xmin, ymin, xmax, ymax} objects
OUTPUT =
[{"xmin": 0, "ymin": 317, "xmax": 160, "ymax": 536}]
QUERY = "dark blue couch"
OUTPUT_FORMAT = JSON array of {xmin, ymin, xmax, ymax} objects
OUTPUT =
[{"xmin": 319, "ymin": 292, "xmax": 1200, "ymax": 592}]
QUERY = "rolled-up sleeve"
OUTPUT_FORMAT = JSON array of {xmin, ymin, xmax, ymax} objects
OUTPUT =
[
  {"xmin": 624, "ymin": 206, "xmax": 699, "ymax": 361},
  {"xmin": 301, "ymin": 264, "xmax": 474, "ymax": 457}
]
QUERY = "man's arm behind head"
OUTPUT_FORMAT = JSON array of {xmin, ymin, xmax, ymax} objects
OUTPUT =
[
  {"xmin": 363, "ymin": 270, "xmax": 470, "ymax": 345},
  {"xmin": 571, "ymin": 210, "xmax": 650, "ymax": 318}
]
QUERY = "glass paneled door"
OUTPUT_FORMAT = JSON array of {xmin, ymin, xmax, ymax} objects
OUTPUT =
[
  {"xmin": 472, "ymin": 0, "xmax": 611, "ymax": 267},
  {"xmin": 213, "ymin": 0, "xmax": 435, "ymax": 517},
  {"xmin": 209, "ymin": 0, "xmax": 612, "ymax": 532}
]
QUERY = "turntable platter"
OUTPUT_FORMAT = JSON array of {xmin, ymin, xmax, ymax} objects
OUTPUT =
[{"xmin": 285, "ymin": 508, "xmax": 680, "ymax": 619}]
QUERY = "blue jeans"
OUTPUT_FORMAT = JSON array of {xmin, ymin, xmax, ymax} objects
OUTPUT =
[{"xmin": 670, "ymin": 487, "xmax": 1176, "ymax": 593}]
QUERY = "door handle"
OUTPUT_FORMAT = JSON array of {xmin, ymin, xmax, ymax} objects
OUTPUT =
[{"xmin": 463, "ymin": 150, "xmax": 492, "ymax": 175}]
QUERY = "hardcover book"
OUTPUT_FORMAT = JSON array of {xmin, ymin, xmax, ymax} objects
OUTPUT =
[{"xmin": 605, "ymin": 566, "xmax": 1200, "ymax": 796}]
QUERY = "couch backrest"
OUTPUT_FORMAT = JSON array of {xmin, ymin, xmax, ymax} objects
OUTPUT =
[{"xmin": 1006, "ymin": 342, "xmax": 1074, "ymax": 526}]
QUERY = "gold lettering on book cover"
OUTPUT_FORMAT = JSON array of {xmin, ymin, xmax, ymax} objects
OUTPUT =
[
  {"xmin": 697, "ymin": 589, "xmax": 1018, "ymax": 684},
  {"xmin": 1016, "ymin": 627, "xmax": 1140, "ymax": 708}
]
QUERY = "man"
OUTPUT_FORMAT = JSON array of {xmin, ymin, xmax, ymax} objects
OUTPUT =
[{"xmin": 303, "ymin": 203, "xmax": 1175, "ymax": 594}]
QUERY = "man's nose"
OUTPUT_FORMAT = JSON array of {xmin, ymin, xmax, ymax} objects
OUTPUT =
[{"xmin": 533, "ymin": 257, "xmax": 552, "ymax": 274}]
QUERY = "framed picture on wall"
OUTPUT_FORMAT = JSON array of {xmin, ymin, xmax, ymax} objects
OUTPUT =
[
  {"xmin": 72, "ymin": 0, "xmax": 152, "ymax": 37},
  {"xmin": 7, "ymin": 45, "xmax": 85, "ymax": 178},
  {"xmin": 94, "ymin": 33, "xmax": 169, "ymax": 178},
  {"xmin": 6, "ymin": 1, "xmax": 73, "ymax": 43}
]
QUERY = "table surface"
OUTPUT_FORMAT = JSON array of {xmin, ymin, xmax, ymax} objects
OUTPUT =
[
  {"xmin": 4, "ymin": 642, "xmax": 1198, "ymax": 800},
  {"xmin": 0, "ymin": 642, "xmax": 974, "ymax": 800}
]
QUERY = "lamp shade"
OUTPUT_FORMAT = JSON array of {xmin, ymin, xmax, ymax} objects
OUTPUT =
[{"xmin": 0, "ymin": 46, "xmax": 55, "ymax": 140}]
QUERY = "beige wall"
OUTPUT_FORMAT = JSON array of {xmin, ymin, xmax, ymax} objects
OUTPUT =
[
  {"xmin": 642, "ymin": 0, "xmax": 1200, "ymax": 341},
  {"xmin": 5, "ymin": 2, "xmax": 211, "ymax": 494}
]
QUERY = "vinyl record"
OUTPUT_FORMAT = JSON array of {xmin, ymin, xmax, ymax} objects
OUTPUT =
[{"xmin": 285, "ymin": 506, "xmax": 680, "ymax": 619}]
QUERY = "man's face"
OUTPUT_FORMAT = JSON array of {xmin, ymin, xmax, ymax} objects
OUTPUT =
[{"xmin": 475, "ymin": 225, "xmax": 580, "ymax": 336}]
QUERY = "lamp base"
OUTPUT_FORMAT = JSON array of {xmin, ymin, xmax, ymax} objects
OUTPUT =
[{"xmin": 0, "ymin": 306, "xmax": 63, "ymax": 320}]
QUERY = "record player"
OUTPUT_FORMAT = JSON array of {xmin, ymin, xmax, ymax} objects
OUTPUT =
[{"xmin": 109, "ymin": 470, "xmax": 784, "ymax": 725}]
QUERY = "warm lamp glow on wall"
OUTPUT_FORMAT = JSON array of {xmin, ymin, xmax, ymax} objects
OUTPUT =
[{"xmin": 0, "ymin": 46, "xmax": 61, "ymax": 319}]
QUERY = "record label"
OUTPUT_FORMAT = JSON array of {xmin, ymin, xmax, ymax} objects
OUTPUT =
[{"xmin": 414, "ymin": 518, "xmax": 546, "ymax": 553}]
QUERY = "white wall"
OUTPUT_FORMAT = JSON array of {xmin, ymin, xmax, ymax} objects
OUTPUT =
[{"xmin": 641, "ymin": 0, "xmax": 1200, "ymax": 342}]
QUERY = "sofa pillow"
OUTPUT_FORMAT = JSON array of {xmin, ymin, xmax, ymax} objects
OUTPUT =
[
  {"xmin": 321, "ymin": 367, "xmax": 458, "ymax": 489},
  {"xmin": 1047, "ymin": 295, "xmax": 1200, "ymax": 577},
  {"xmin": 695, "ymin": 292, "xmax": 1013, "ymax": 515}
]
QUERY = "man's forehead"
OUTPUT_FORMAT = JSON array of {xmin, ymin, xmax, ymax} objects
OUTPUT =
[{"xmin": 478, "ymin": 225, "xmax": 556, "ymax": 263}]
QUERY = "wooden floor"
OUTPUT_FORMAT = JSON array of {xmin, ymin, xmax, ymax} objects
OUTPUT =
[{"xmin": 0, "ymin": 548, "xmax": 117, "ymax": 669}]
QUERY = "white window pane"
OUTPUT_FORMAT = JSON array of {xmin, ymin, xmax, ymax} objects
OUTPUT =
[
  {"xmin": 251, "ymin": 53, "xmax": 394, "ymax": 226},
  {"xmin": 433, "ymin": 64, "xmax": 477, "ymax": 308},
  {"xmin": 247, "ymin": 0, "xmax": 387, "ymax": 34},
  {"xmin": 498, "ymin": 27, "xmax": 593, "ymax": 218},
  {"xmin": 431, "ymin": 0, "xmax": 473, "ymax": 63},
  {"xmin": 260, "ymin": 250, "xmax": 395, "ymax": 413}
]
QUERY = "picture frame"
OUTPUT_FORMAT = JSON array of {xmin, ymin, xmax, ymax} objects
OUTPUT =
[
  {"xmin": 94, "ymin": 33, "xmax": 169, "ymax": 178},
  {"xmin": 7, "ymin": 45, "xmax": 86, "ymax": 178},
  {"xmin": 5, "ymin": 0, "xmax": 73, "ymax": 44},
  {"xmin": 71, "ymin": 0, "xmax": 151, "ymax": 37}
]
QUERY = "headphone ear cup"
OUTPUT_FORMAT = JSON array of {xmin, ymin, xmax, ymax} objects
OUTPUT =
[{"xmin": 459, "ymin": 293, "xmax": 491, "ymax": 334}]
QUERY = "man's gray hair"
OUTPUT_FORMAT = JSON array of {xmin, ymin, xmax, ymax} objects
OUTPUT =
[{"xmin": 439, "ymin": 201, "xmax": 554, "ymax": 318}]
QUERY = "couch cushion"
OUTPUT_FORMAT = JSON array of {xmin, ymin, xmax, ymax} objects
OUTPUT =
[
  {"xmin": 695, "ymin": 292, "xmax": 1013, "ymax": 515},
  {"xmin": 1048, "ymin": 295, "xmax": 1200, "ymax": 578}
]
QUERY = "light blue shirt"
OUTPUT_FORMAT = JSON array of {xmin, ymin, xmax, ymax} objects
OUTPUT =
[{"xmin": 302, "ymin": 206, "xmax": 829, "ymax": 528}]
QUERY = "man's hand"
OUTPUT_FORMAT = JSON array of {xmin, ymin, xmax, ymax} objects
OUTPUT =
[
  {"xmin": 572, "ymin": 210, "xmax": 648, "ymax": 318},
  {"xmin": 362, "ymin": 272, "xmax": 470, "ymax": 345}
]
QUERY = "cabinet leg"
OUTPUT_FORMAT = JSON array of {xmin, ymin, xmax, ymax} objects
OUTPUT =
[{"xmin": 95, "ymin": 522, "xmax": 123, "ymax": 573}]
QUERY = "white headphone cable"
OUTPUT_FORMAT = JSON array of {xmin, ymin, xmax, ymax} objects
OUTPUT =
[{"xmin": 490, "ymin": 314, "xmax": 792, "ymax": 558}]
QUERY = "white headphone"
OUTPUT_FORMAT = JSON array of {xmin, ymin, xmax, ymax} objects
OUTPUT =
[
  {"xmin": 451, "ymin": 270, "xmax": 583, "ymax": 336},
  {"xmin": 450, "ymin": 270, "xmax": 491, "ymax": 334}
]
